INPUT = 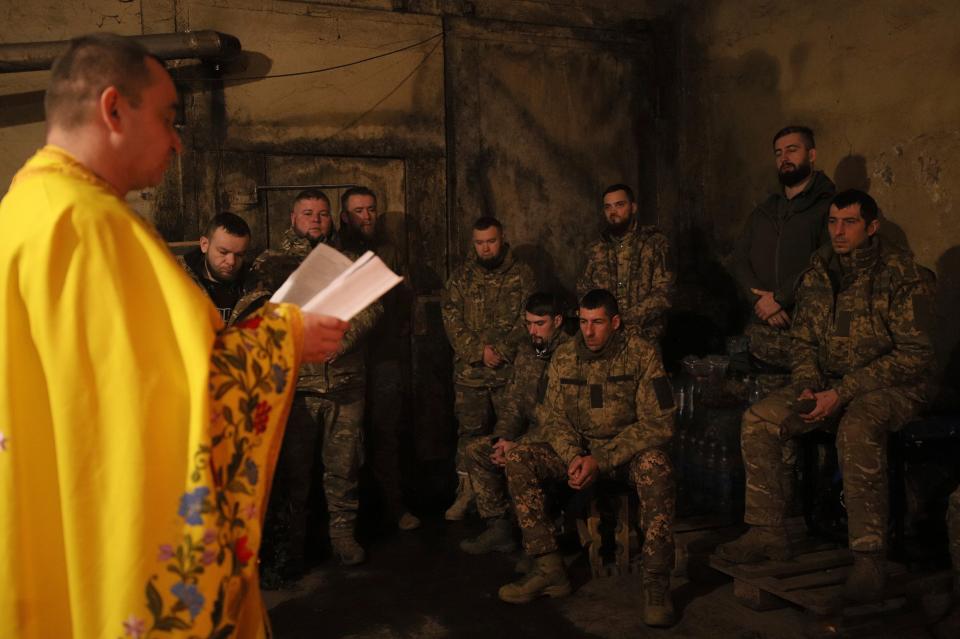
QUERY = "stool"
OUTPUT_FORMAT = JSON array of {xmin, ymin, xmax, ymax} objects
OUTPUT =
[{"xmin": 571, "ymin": 480, "xmax": 636, "ymax": 578}]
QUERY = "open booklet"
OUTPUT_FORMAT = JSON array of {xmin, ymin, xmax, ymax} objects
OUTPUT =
[{"xmin": 269, "ymin": 242, "xmax": 403, "ymax": 321}]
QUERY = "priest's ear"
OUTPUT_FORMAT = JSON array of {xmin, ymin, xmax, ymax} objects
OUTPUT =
[{"xmin": 98, "ymin": 86, "xmax": 124, "ymax": 133}]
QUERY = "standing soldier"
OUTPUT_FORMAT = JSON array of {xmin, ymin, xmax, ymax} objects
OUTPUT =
[
  {"xmin": 442, "ymin": 216, "xmax": 534, "ymax": 520},
  {"xmin": 339, "ymin": 185, "xmax": 420, "ymax": 532},
  {"xmin": 731, "ymin": 126, "xmax": 835, "ymax": 379},
  {"xmin": 717, "ymin": 190, "xmax": 936, "ymax": 604},
  {"xmin": 577, "ymin": 184, "xmax": 674, "ymax": 341},
  {"xmin": 460, "ymin": 292, "xmax": 568, "ymax": 554},
  {"xmin": 500, "ymin": 289, "xmax": 677, "ymax": 627},
  {"xmin": 239, "ymin": 188, "xmax": 382, "ymax": 577}
]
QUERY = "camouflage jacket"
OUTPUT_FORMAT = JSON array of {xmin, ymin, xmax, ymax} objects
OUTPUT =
[
  {"xmin": 340, "ymin": 224, "xmax": 412, "ymax": 362},
  {"xmin": 492, "ymin": 330, "xmax": 570, "ymax": 442},
  {"xmin": 233, "ymin": 227, "xmax": 381, "ymax": 394},
  {"xmin": 442, "ymin": 247, "xmax": 534, "ymax": 387},
  {"xmin": 790, "ymin": 239, "xmax": 936, "ymax": 405},
  {"xmin": 537, "ymin": 330, "xmax": 676, "ymax": 473},
  {"xmin": 577, "ymin": 218, "xmax": 674, "ymax": 340}
]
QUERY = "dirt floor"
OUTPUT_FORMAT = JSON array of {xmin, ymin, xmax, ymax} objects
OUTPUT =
[{"xmin": 262, "ymin": 517, "xmax": 810, "ymax": 639}]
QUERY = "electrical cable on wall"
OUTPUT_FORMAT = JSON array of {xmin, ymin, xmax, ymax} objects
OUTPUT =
[{"xmin": 194, "ymin": 31, "xmax": 443, "ymax": 82}]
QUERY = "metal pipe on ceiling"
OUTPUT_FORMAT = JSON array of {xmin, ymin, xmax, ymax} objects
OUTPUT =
[{"xmin": 0, "ymin": 30, "xmax": 242, "ymax": 73}]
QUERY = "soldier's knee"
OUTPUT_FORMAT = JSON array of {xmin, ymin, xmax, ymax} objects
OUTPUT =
[{"xmin": 634, "ymin": 448, "xmax": 673, "ymax": 477}]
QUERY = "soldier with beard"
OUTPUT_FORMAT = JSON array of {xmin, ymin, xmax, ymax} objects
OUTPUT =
[
  {"xmin": 442, "ymin": 216, "xmax": 534, "ymax": 520},
  {"xmin": 459, "ymin": 292, "xmax": 569, "ymax": 555},
  {"xmin": 718, "ymin": 190, "xmax": 935, "ymax": 604},
  {"xmin": 339, "ymin": 186, "xmax": 421, "ymax": 532},
  {"xmin": 577, "ymin": 184, "xmax": 674, "ymax": 342},
  {"xmin": 732, "ymin": 126, "xmax": 835, "ymax": 376},
  {"xmin": 177, "ymin": 212, "xmax": 251, "ymax": 323},
  {"xmin": 238, "ymin": 188, "xmax": 381, "ymax": 575}
]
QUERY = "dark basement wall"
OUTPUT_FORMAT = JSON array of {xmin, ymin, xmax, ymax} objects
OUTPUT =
[{"xmin": 673, "ymin": 0, "xmax": 960, "ymax": 403}]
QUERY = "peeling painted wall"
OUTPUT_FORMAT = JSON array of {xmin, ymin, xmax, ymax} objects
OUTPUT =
[{"xmin": 675, "ymin": 0, "xmax": 960, "ymax": 396}]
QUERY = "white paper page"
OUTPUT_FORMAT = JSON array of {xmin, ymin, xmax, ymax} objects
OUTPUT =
[
  {"xmin": 269, "ymin": 242, "xmax": 353, "ymax": 306},
  {"xmin": 302, "ymin": 253, "xmax": 402, "ymax": 320}
]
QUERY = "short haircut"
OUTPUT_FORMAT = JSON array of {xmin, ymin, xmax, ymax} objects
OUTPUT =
[
  {"xmin": 292, "ymin": 188, "xmax": 330, "ymax": 209},
  {"xmin": 830, "ymin": 189, "xmax": 879, "ymax": 224},
  {"xmin": 473, "ymin": 216, "xmax": 503, "ymax": 232},
  {"xmin": 45, "ymin": 33, "xmax": 157, "ymax": 130},
  {"xmin": 579, "ymin": 289, "xmax": 620, "ymax": 319},
  {"xmin": 773, "ymin": 125, "xmax": 816, "ymax": 149},
  {"xmin": 602, "ymin": 183, "xmax": 635, "ymax": 203},
  {"xmin": 204, "ymin": 212, "xmax": 251, "ymax": 239},
  {"xmin": 340, "ymin": 185, "xmax": 377, "ymax": 213},
  {"xmin": 525, "ymin": 292, "xmax": 564, "ymax": 317}
]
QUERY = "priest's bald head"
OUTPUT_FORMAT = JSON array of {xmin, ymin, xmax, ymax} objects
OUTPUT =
[{"xmin": 45, "ymin": 33, "xmax": 182, "ymax": 195}]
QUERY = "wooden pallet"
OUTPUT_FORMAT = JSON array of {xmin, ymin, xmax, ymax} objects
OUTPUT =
[{"xmin": 709, "ymin": 547, "xmax": 912, "ymax": 614}]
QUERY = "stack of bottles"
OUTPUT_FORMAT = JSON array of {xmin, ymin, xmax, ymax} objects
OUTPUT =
[{"xmin": 672, "ymin": 355, "xmax": 747, "ymax": 519}]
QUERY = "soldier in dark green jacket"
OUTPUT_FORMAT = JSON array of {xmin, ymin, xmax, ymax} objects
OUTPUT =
[
  {"xmin": 718, "ymin": 190, "xmax": 936, "ymax": 604},
  {"xmin": 339, "ymin": 186, "xmax": 420, "ymax": 533},
  {"xmin": 459, "ymin": 292, "xmax": 569, "ymax": 555},
  {"xmin": 500, "ymin": 289, "xmax": 677, "ymax": 628},
  {"xmin": 236, "ymin": 189, "xmax": 382, "ymax": 577},
  {"xmin": 577, "ymin": 184, "xmax": 674, "ymax": 341},
  {"xmin": 441, "ymin": 216, "xmax": 534, "ymax": 520},
  {"xmin": 731, "ymin": 126, "xmax": 835, "ymax": 375}
]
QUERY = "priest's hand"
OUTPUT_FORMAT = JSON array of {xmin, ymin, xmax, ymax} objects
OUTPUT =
[{"xmin": 301, "ymin": 313, "xmax": 349, "ymax": 363}]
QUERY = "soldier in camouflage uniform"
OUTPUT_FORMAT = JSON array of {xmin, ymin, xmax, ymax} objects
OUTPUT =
[
  {"xmin": 731, "ymin": 126, "xmax": 834, "ymax": 381},
  {"xmin": 237, "ymin": 189, "xmax": 382, "ymax": 577},
  {"xmin": 500, "ymin": 289, "xmax": 677, "ymax": 628},
  {"xmin": 459, "ymin": 292, "xmax": 568, "ymax": 555},
  {"xmin": 339, "ymin": 186, "xmax": 420, "ymax": 532},
  {"xmin": 718, "ymin": 190, "xmax": 936, "ymax": 604},
  {"xmin": 577, "ymin": 184, "xmax": 674, "ymax": 341},
  {"xmin": 442, "ymin": 216, "xmax": 534, "ymax": 520}
]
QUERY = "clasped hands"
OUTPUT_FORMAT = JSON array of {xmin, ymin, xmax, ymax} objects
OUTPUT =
[
  {"xmin": 750, "ymin": 288, "xmax": 790, "ymax": 329},
  {"xmin": 796, "ymin": 387, "xmax": 841, "ymax": 422}
]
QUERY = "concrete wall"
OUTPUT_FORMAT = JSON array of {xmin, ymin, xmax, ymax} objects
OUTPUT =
[{"xmin": 675, "ymin": 0, "xmax": 960, "ymax": 396}]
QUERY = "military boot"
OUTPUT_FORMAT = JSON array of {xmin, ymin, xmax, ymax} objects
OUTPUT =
[
  {"xmin": 331, "ymin": 535, "xmax": 366, "ymax": 566},
  {"xmin": 460, "ymin": 517, "xmax": 517, "ymax": 554},
  {"xmin": 844, "ymin": 551, "xmax": 886, "ymax": 602},
  {"xmin": 498, "ymin": 552, "xmax": 571, "ymax": 604},
  {"xmin": 398, "ymin": 511, "xmax": 421, "ymax": 531},
  {"xmin": 514, "ymin": 555, "xmax": 534, "ymax": 574},
  {"xmin": 641, "ymin": 571, "xmax": 675, "ymax": 627},
  {"xmin": 715, "ymin": 525, "xmax": 793, "ymax": 564},
  {"xmin": 444, "ymin": 473, "xmax": 475, "ymax": 521}
]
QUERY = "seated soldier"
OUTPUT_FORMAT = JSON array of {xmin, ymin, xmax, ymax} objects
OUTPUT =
[
  {"xmin": 460, "ymin": 292, "xmax": 569, "ymax": 554},
  {"xmin": 500, "ymin": 289, "xmax": 677, "ymax": 628},
  {"xmin": 717, "ymin": 190, "xmax": 936, "ymax": 603}
]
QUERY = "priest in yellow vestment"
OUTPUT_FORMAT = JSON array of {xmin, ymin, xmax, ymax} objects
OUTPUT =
[{"xmin": 0, "ymin": 34, "xmax": 348, "ymax": 638}]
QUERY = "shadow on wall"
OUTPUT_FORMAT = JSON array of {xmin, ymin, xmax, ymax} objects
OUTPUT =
[
  {"xmin": 0, "ymin": 90, "xmax": 45, "ymax": 127},
  {"xmin": 934, "ymin": 246, "xmax": 960, "ymax": 410},
  {"xmin": 662, "ymin": 225, "xmax": 742, "ymax": 372},
  {"xmin": 511, "ymin": 243, "xmax": 577, "ymax": 312}
]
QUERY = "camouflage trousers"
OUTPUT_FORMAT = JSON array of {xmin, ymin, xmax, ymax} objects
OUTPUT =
[
  {"xmin": 746, "ymin": 321, "xmax": 793, "ymax": 372},
  {"xmin": 366, "ymin": 359, "xmax": 405, "ymax": 517},
  {"xmin": 504, "ymin": 443, "xmax": 676, "ymax": 573},
  {"xmin": 742, "ymin": 386, "xmax": 920, "ymax": 552},
  {"xmin": 272, "ymin": 390, "xmax": 365, "ymax": 545},
  {"xmin": 949, "ymin": 486, "xmax": 960, "ymax": 578},
  {"xmin": 465, "ymin": 437, "xmax": 511, "ymax": 519},
  {"xmin": 453, "ymin": 383, "xmax": 506, "ymax": 474}
]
